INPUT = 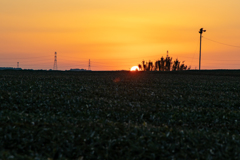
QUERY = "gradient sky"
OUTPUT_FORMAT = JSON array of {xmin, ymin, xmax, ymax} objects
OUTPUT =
[{"xmin": 1, "ymin": 0, "xmax": 240, "ymax": 70}]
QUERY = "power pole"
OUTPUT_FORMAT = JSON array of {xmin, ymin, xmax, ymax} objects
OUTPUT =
[
  {"xmin": 88, "ymin": 59, "xmax": 91, "ymax": 70},
  {"xmin": 53, "ymin": 52, "xmax": 58, "ymax": 70},
  {"xmin": 17, "ymin": 62, "xmax": 19, "ymax": 68},
  {"xmin": 199, "ymin": 28, "xmax": 206, "ymax": 70}
]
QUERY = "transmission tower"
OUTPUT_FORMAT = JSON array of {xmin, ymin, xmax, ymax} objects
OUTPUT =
[
  {"xmin": 53, "ymin": 52, "xmax": 58, "ymax": 70},
  {"xmin": 17, "ymin": 62, "xmax": 19, "ymax": 68},
  {"xmin": 88, "ymin": 59, "xmax": 91, "ymax": 70}
]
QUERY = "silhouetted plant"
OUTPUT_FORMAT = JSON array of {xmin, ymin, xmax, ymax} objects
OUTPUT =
[
  {"xmin": 138, "ymin": 64, "xmax": 142, "ymax": 71},
  {"xmin": 138, "ymin": 54, "xmax": 189, "ymax": 71},
  {"xmin": 165, "ymin": 55, "xmax": 172, "ymax": 71},
  {"xmin": 148, "ymin": 61, "xmax": 153, "ymax": 71},
  {"xmin": 142, "ymin": 61, "xmax": 146, "ymax": 71},
  {"xmin": 179, "ymin": 61, "xmax": 188, "ymax": 70},
  {"xmin": 155, "ymin": 61, "xmax": 158, "ymax": 71},
  {"xmin": 160, "ymin": 57, "xmax": 165, "ymax": 71},
  {"xmin": 172, "ymin": 59, "xmax": 180, "ymax": 71}
]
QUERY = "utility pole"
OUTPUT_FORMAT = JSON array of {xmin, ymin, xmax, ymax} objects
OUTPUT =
[
  {"xmin": 17, "ymin": 62, "xmax": 19, "ymax": 68},
  {"xmin": 199, "ymin": 28, "xmax": 206, "ymax": 70}
]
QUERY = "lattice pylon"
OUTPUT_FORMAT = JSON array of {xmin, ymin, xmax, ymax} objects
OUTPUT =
[
  {"xmin": 53, "ymin": 52, "xmax": 58, "ymax": 70},
  {"xmin": 88, "ymin": 59, "xmax": 91, "ymax": 70}
]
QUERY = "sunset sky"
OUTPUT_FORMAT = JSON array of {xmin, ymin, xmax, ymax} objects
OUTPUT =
[{"xmin": 1, "ymin": 0, "xmax": 240, "ymax": 70}]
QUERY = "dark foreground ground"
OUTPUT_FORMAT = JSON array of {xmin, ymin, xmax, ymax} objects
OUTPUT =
[{"xmin": 0, "ymin": 70, "xmax": 240, "ymax": 159}]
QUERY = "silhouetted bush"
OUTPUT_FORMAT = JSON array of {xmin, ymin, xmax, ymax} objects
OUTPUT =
[{"xmin": 139, "ymin": 55, "xmax": 190, "ymax": 71}]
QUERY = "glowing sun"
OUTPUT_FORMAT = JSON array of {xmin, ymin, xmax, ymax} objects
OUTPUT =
[{"xmin": 130, "ymin": 66, "xmax": 139, "ymax": 71}]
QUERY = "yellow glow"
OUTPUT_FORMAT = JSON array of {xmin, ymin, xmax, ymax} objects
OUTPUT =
[
  {"xmin": 1, "ymin": 0, "xmax": 240, "ymax": 70},
  {"xmin": 130, "ymin": 66, "xmax": 139, "ymax": 71}
]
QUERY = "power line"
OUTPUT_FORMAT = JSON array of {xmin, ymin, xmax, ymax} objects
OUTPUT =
[
  {"xmin": 203, "ymin": 36, "xmax": 240, "ymax": 48},
  {"xmin": 0, "ymin": 55, "xmax": 52, "ymax": 60}
]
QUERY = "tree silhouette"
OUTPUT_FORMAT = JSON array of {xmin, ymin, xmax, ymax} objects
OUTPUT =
[
  {"xmin": 142, "ymin": 61, "xmax": 146, "ymax": 71},
  {"xmin": 149, "ymin": 61, "xmax": 153, "ymax": 71},
  {"xmin": 160, "ymin": 57, "xmax": 165, "ymax": 71},
  {"xmin": 172, "ymin": 59, "xmax": 180, "ymax": 71},
  {"xmin": 138, "ymin": 64, "xmax": 142, "ymax": 71},
  {"xmin": 165, "ymin": 55, "xmax": 172, "ymax": 71},
  {"xmin": 138, "ymin": 54, "xmax": 189, "ymax": 71},
  {"xmin": 155, "ymin": 61, "xmax": 158, "ymax": 71},
  {"xmin": 179, "ymin": 61, "xmax": 188, "ymax": 70}
]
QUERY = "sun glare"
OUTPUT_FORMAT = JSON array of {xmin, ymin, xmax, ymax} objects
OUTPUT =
[{"xmin": 130, "ymin": 66, "xmax": 139, "ymax": 71}]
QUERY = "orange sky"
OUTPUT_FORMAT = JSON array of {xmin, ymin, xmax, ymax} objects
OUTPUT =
[{"xmin": 1, "ymin": 0, "xmax": 240, "ymax": 70}]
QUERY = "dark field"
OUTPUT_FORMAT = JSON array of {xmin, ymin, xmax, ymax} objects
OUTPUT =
[{"xmin": 1, "ymin": 70, "xmax": 240, "ymax": 159}]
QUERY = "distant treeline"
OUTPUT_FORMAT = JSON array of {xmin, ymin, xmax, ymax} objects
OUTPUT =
[
  {"xmin": 0, "ymin": 67, "xmax": 22, "ymax": 70},
  {"xmin": 138, "ymin": 55, "xmax": 190, "ymax": 71}
]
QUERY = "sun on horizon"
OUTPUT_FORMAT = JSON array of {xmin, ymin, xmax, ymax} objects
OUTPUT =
[{"xmin": 130, "ymin": 66, "xmax": 139, "ymax": 71}]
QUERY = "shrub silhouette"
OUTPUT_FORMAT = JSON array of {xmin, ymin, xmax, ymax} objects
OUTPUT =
[{"xmin": 140, "ymin": 55, "xmax": 189, "ymax": 71}]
